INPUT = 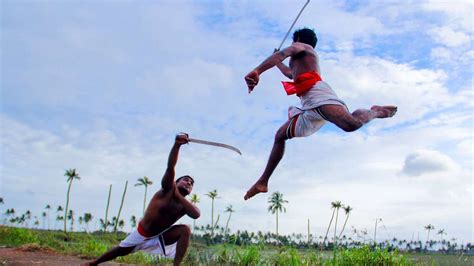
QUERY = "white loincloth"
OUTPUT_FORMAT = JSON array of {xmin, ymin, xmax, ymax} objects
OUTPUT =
[
  {"xmin": 299, "ymin": 81, "xmax": 347, "ymax": 110},
  {"xmin": 287, "ymin": 81, "xmax": 348, "ymax": 138},
  {"xmin": 119, "ymin": 228, "xmax": 177, "ymax": 258}
]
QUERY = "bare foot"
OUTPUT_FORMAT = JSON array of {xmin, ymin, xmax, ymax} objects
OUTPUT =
[
  {"xmin": 371, "ymin": 105, "xmax": 397, "ymax": 118},
  {"xmin": 244, "ymin": 181, "xmax": 268, "ymax": 200}
]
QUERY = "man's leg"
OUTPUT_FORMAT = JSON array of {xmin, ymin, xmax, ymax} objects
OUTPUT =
[
  {"xmin": 318, "ymin": 105, "xmax": 397, "ymax": 132},
  {"xmin": 162, "ymin": 224, "xmax": 192, "ymax": 266},
  {"xmin": 244, "ymin": 120, "xmax": 291, "ymax": 200},
  {"xmin": 83, "ymin": 245, "xmax": 135, "ymax": 266}
]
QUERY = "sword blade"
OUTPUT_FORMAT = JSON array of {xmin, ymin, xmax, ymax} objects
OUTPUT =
[{"xmin": 188, "ymin": 138, "xmax": 242, "ymax": 155}]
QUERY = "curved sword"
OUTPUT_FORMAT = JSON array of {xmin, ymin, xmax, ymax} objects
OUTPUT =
[{"xmin": 188, "ymin": 137, "xmax": 242, "ymax": 155}]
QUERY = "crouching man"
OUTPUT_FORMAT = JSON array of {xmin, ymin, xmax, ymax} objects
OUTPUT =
[{"xmin": 85, "ymin": 134, "xmax": 200, "ymax": 266}]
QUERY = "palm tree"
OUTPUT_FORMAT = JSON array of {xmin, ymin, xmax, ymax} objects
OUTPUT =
[
  {"xmin": 114, "ymin": 181, "xmax": 128, "ymax": 233},
  {"xmin": 104, "ymin": 184, "xmax": 112, "ymax": 232},
  {"xmin": 41, "ymin": 212, "xmax": 47, "ymax": 229},
  {"xmin": 437, "ymin": 229, "xmax": 446, "ymax": 243},
  {"xmin": 4, "ymin": 209, "xmax": 12, "ymax": 225},
  {"xmin": 333, "ymin": 201, "xmax": 343, "ymax": 247},
  {"xmin": 338, "ymin": 205, "xmax": 353, "ymax": 239},
  {"xmin": 205, "ymin": 190, "xmax": 218, "ymax": 235},
  {"xmin": 424, "ymin": 224, "xmax": 435, "ymax": 243},
  {"xmin": 374, "ymin": 218, "xmax": 382, "ymax": 245},
  {"xmin": 78, "ymin": 216, "xmax": 84, "ymax": 231},
  {"xmin": 135, "ymin": 177, "xmax": 153, "ymax": 217},
  {"xmin": 64, "ymin": 168, "xmax": 80, "ymax": 233},
  {"xmin": 56, "ymin": 215, "xmax": 64, "ymax": 229},
  {"xmin": 268, "ymin": 191, "xmax": 288, "ymax": 237},
  {"xmin": 56, "ymin": 206, "xmax": 63, "ymax": 230},
  {"xmin": 307, "ymin": 218, "xmax": 311, "ymax": 245},
  {"xmin": 118, "ymin": 219, "xmax": 125, "ymax": 231},
  {"xmin": 130, "ymin": 215, "xmax": 137, "ymax": 228},
  {"xmin": 67, "ymin": 210, "xmax": 74, "ymax": 231},
  {"xmin": 323, "ymin": 201, "xmax": 340, "ymax": 247},
  {"xmin": 189, "ymin": 194, "xmax": 200, "ymax": 230},
  {"xmin": 25, "ymin": 210, "xmax": 32, "ymax": 228},
  {"xmin": 224, "ymin": 205, "xmax": 235, "ymax": 236},
  {"xmin": 45, "ymin": 205, "xmax": 51, "ymax": 230},
  {"xmin": 33, "ymin": 217, "xmax": 39, "ymax": 228},
  {"xmin": 83, "ymin": 213, "xmax": 93, "ymax": 232}
]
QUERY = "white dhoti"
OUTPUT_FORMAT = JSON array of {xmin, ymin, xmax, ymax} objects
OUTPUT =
[
  {"xmin": 119, "ymin": 227, "xmax": 177, "ymax": 258},
  {"xmin": 286, "ymin": 81, "xmax": 347, "ymax": 138}
]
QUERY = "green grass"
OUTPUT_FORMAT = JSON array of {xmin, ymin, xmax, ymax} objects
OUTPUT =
[{"xmin": 1, "ymin": 226, "xmax": 472, "ymax": 265}]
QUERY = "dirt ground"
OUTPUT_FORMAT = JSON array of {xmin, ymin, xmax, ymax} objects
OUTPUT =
[{"xmin": 0, "ymin": 246, "xmax": 129, "ymax": 266}]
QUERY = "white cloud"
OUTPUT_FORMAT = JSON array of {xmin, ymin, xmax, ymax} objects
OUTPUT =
[
  {"xmin": 401, "ymin": 149, "xmax": 459, "ymax": 176},
  {"xmin": 428, "ymin": 26, "xmax": 471, "ymax": 47},
  {"xmin": 422, "ymin": 0, "xmax": 473, "ymax": 32},
  {"xmin": 320, "ymin": 52, "xmax": 455, "ymax": 128}
]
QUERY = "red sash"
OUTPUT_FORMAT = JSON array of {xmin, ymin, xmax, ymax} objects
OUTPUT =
[
  {"xmin": 137, "ymin": 221, "xmax": 153, "ymax": 238},
  {"xmin": 282, "ymin": 71, "xmax": 322, "ymax": 96}
]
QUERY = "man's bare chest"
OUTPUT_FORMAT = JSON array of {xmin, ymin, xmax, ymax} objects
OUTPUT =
[{"xmin": 156, "ymin": 198, "xmax": 184, "ymax": 217}]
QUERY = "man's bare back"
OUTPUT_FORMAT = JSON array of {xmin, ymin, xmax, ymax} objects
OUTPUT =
[{"xmin": 288, "ymin": 42, "xmax": 320, "ymax": 77}]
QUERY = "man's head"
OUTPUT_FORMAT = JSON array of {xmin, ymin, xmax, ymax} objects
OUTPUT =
[
  {"xmin": 176, "ymin": 175, "xmax": 194, "ymax": 196},
  {"xmin": 293, "ymin": 28, "xmax": 317, "ymax": 48}
]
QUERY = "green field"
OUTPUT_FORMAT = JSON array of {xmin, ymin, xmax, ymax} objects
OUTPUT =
[{"xmin": 0, "ymin": 226, "xmax": 472, "ymax": 265}]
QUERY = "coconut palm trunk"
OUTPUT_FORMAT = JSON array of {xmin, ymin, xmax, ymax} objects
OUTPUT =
[
  {"xmin": 334, "ymin": 206, "xmax": 341, "ymax": 248},
  {"xmin": 189, "ymin": 194, "xmax": 200, "ymax": 231},
  {"xmin": 104, "ymin": 184, "xmax": 112, "ymax": 232},
  {"xmin": 114, "ymin": 181, "xmax": 128, "ymax": 232},
  {"xmin": 374, "ymin": 218, "xmax": 382, "ymax": 245},
  {"xmin": 338, "ymin": 206, "xmax": 352, "ymax": 239},
  {"xmin": 321, "ymin": 201, "xmax": 341, "ymax": 247},
  {"xmin": 323, "ymin": 207, "xmax": 336, "ymax": 247},
  {"xmin": 64, "ymin": 178, "xmax": 73, "ymax": 233},
  {"xmin": 205, "ymin": 190, "xmax": 218, "ymax": 236},
  {"xmin": 224, "ymin": 212, "xmax": 232, "ymax": 235},
  {"xmin": 307, "ymin": 218, "xmax": 311, "ymax": 245},
  {"xmin": 224, "ymin": 205, "xmax": 234, "ymax": 237},
  {"xmin": 135, "ymin": 177, "xmax": 153, "ymax": 218},
  {"xmin": 275, "ymin": 209, "xmax": 279, "ymax": 236},
  {"xmin": 143, "ymin": 186, "xmax": 148, "ymax": 216},
  {"xmin": 63, "ymin": 169, "xmax": 80, "ymax": 234},
  {"xmin": 268, "ymin": 192, "xmax": 288, "ymax": 243}
]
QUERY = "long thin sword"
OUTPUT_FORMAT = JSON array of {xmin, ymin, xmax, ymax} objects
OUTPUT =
[
  {"xmin": 277, "ymin": 0, "xmax": 311, "ymax": 51},
  {"xmin": 188, "ymin": 137, "xmax": 242, "ymax": 155}
]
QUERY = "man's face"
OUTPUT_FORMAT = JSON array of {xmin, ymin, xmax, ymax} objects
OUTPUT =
[{"xmin": 177, "ymin": 176, "xmax": 194, "ymax": 195}]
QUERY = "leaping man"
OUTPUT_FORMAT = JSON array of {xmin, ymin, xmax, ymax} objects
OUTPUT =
[{"xmin": 244, "ymin": 28, "xmax": 397, "ymax": 200}]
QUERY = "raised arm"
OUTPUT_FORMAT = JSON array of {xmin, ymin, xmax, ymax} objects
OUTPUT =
[
  {"xmin": 161, "ymin": 134, "xmax": 189, "ymax": 192},
  {"xmin": 245, "ymin": 43, "xmax": 304, "ymax": 93}
]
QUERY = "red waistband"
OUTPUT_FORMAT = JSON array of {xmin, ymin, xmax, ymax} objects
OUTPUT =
[
  {"xmin": 282, "ymin": 71, "xmax": 322, "ymax": 96},
  {"xmin": 137, "ymin": 221, "xmax": 154, "ymax": 238}
]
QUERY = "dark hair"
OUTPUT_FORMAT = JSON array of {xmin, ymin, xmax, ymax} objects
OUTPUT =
[
  {"xmin": 176, "ymin": 175, "xmax": 194, "ymax": 184},
  {"xmin": 293, "ymin": 28, "xmax": 317, "ymax": 48}
]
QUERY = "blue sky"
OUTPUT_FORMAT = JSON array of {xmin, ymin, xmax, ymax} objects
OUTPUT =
[{"xmin": 1, "ymin": 0, "xmax": 473, "ymax": 244}]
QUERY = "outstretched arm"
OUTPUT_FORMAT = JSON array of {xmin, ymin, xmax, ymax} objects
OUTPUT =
[
  {"xmin": 161, "ymin": 134, "xmax": 189, "ymax": 192},
  {"xmin": 245, "ymin": 44, "xmax": 303, "ymax": 93}
]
